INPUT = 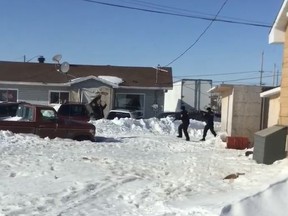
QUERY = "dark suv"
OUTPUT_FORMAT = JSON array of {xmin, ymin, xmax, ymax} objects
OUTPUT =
[{"xmin": 56, "ymin": 103, "xmax": 93, "ymax": 122}]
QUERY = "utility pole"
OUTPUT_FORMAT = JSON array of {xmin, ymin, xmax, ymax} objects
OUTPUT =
[
  {"xmin": 273, "ymin": 63, "xmax": 276, "ymax": 86},
  {"xmin": 259, "ymin": 51, "xmax": 264, "ymax": 86},
  {"xmin": 276, "ymin": 69, "xmax": 280, "ymax": 86}
]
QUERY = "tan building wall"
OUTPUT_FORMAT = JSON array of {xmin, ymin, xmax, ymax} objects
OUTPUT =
[
  {"xmin": 232, "ymin": 86, "xmax": 262, "ymax": 142},
  {"xmin": 268, "ymin": 94, "xmax": 281, "ymax": 127},
  {"xmin": 213, "ymin": 84, "xmax": 262, "ymax": 143},
  {"xmin": 220, "ymin": 88, "xmax": 233, "ymax": 135},
  {"xmin": 279, "ymin": 27, "xmax": 288, "ymax": 125}
]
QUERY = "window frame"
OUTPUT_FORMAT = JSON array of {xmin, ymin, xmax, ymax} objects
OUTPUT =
[
  {"xmin": 0, "ymin": 88, "xmax": 18, "ymax": 102},
  {"xmin": 114, "ymin": 93, "xmax": 145, "ymax": 112},
  {"xmin": 48, "ymin": 90, "xmax": 70, "ymax": 105}
]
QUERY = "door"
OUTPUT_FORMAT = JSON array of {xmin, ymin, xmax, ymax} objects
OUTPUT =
[{"xmin": 36, "ymin": 108, "xmax": 65, "ymax": 139}]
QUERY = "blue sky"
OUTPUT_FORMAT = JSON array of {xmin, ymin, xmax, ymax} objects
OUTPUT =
[{"xmin": 0, "ymin": 0, "xmax": 284, "ymax": 86}]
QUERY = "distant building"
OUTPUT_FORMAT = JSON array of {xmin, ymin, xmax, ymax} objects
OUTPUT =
[
  {"xmin": 164, "ymin": 79, "xmax": 212, "ymax": 112},
  {"xmin": 209, "ymin": 84, "xmax": 273, "ymax": 143},
  {"xmin": 0, "ymin": 61, "xmax": 173, "ymax": 118}
]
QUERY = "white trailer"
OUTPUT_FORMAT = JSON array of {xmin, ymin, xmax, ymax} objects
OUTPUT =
[{"xmin": 164, "ymin": 79, "xmax": 212, "ymax": 112}]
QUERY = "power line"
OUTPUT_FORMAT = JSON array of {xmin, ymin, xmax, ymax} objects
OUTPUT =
[
  {"xmin": 117, "ymin": 0, "xmax": 270, "ymax": 26},
  {"xmin": 164, "ymin": 0, "xmax": 230, "ymax": 67},
  {"xmin": 173, "ymin": 73, "xmax": 281, "ymax": 85},
  {"xmin": 173, "ymin": 70, "xmax": 274, "ymax": 78},
  {"xmin": 81, "ymin": 0, "xmax": 271, "ymax": 28},
  {"xmin": 82, "ymin": 0, "xmax": 276, "ymax": 72},
  {"xmin": 213, "ymin": 74, "xmax": 279, "ymax": 84}
]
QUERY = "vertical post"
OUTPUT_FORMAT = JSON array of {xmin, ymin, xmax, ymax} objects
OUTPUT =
[
  {"xmin": 273, "ymin": 63, "xmax": 276, "ymax": 86},
  {"xmin": 194, "ymin": 80, "xmax": 197, "ymax": 109},
  {"xmin": 181, "ymin": 80, "xmax": 184, "ymax": 109},
  {"xmin": 197, "ymin": 80, "xmax": 201, "ymax": 110},
  {"xmin": 156, "ymin": 64, "xmax": 160, "ymax": 84},
  {"xmin": 276, "ymin": 69, "xmax": 280, "ymax": 86},
  {"xmin": 260, "ymin": 51, "xmax": 264, "ymax": 86}
]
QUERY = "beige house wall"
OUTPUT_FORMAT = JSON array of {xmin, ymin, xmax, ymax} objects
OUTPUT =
[
  {"xmin": 232, "ymin": 86, "xmax": 262, "ymax": 142},
  {"xmin": 268, "ymin": 94, "xmax": 281, "ymax": 127},
  {"xmin": 213, "ymin": 84, "xmax": 263, "ymax": 143},
  {"xmin": 220, "ymin": 88, "xmax": 233, "ymax": 135},
  {"xmin": 279, "ymin": 27, "xmax": 288, "ymax": 125}
]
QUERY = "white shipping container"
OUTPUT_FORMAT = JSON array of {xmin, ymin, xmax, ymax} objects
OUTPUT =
[{"xmin": 164, "ymin": 79, "xmax": 212, "ymax": 112}]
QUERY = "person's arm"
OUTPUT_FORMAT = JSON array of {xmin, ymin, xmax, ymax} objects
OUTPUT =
[{"xmin": 102, "ymin": 104, "xmax": 107, "ymax": 109}]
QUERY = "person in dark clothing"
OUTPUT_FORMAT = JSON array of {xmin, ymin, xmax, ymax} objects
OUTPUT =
[
  {"xmin": 200, "ymin": 107, "xmax": 217, "ymax": 141},
  {"xmin": 177, "ymin": 106, "xmax": 190, "ymax": 141},
  {"xmin": 90, "ymin": 95, "xmax": 107, "ymax": 120}
]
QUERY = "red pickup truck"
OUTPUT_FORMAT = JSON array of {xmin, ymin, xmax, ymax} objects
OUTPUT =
[{"xmin": 0, "ymin": 103, "xmax": 96, "ymax": 141}]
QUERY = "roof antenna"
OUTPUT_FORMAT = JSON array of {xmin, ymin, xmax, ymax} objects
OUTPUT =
[{"xmin": 52, "ymin": 54, "xmax": 69, "ymax": 73}]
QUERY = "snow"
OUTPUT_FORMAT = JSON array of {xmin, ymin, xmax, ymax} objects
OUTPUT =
[
  {"xmin": 0, "ymin": 117, "xmax": 288, "ymax": 216},
  {"xmin": 2, "ymin": 116, "xmax": 23, "ymax": 121},
  {"xmin": 98, "ymin": 76, "xmax": 123, "ymax": 85}
]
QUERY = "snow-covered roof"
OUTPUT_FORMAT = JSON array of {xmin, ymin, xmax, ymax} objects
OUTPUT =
[
  {"xmin": 208, "ymin": 84, "xmax": 233, "ymax": 93},
  {"xmin": 0, "ymin": 61, "xmax": 173, "ymax": 89},
  {"xmin": 269, "ymin": 0, "xmax": 288, "ymax": 44},
  {"xmin": 69, "ymin": 75, "xmax": 121, "ymax": 87},
  {"xmin": 98, "ymin": 76, "xmax": 123, "ymax": 85},
  {"xmin": 260, "ymin": 86, "xmax": 281, "ymax": 98}
]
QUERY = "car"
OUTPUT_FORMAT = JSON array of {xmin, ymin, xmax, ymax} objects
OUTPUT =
[
  {"xmin": 0, "ymin": 103, "xmax": 96, "ymax": 141},
  {"xmin": 106, "ymin": 109, "xmax": 143, "ymax": 120},
  {"xmin": 55, "ymin": 102, "xmax": 94, "ymax": 122}
]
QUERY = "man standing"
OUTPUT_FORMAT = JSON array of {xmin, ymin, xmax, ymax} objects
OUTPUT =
[
  {"xmin": 90, "ymin": 95, "xmax": 107, "ymax": 120},
  {"xmin": 177, "ymin": 106, "xmax": 190, "ymax": 141},
  {"xmin": 200, "ymin": 107, "xmax": 217, "ymax": 141}
]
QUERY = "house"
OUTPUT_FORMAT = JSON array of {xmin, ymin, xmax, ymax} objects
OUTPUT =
[
  {"xmin": 260, "ymin": 87, "xmax": 281, "ymax": 128},
  {"xmin": 164, "ymin": 79, "xmax": 213, "ymax": 112},
  {"xmin": 269, "ymin": 0, "xmax": 288, "ymax": 126},
  {"xmin": 0, "ymin": 61, "xmax": 173, "ymax": 118},
  {"xmin": 209, "ymin": 84, "xmax": 272, "ymax": 143},
  {"xmin": 250, "ymin": 0, "xmax": 288, "ymax": 164}
]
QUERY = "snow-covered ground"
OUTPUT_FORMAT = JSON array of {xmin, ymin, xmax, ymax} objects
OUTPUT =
[{"xmin": 0, "ymin": 117, "xmax": 288, "ymax": 216}]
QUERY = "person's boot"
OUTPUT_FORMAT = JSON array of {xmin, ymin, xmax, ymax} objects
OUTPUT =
[
  {"xmin": 186, "ymin": 138, "xmax": 190, "ymax": 141},
  {"xmin": 177, "ymin": 135, "xmax": 182, "ymax": 138},
  {"xmin": 200, "ymin": 138, "xmax": 205, "ymax": 141}
]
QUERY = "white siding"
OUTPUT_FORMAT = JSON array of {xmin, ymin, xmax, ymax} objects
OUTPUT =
[
  {"xmin": 164, "ymin": 81, "xmax": 182, "ymax": 111},
  {"xmin": 268, "ymin": 94, "xmax": 280, "ymax": 127},
  {"xmin": 164, "ymin": 79, "xmax": 212, "ymax": 112}
]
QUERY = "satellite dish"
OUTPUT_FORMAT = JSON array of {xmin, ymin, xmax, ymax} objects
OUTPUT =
[
  {"xmin": 60, "ymin": 61, "xmax": 70, "ymax": 73},
  {"xmin": 52, "ymin": 54, "xmax": 62, "ymax": 63}
]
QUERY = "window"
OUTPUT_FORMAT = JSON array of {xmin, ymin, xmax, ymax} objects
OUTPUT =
[
  {"xmin": 49, "ymin": 91, "xmax": 69, "ymax": 104},
  {"xmin": 17, "ymin": 106, "xmax": 33, "ymax": 121},
  {"xmin": 58, "ymin": 104, "xmax": 88, "ymax": 117},
  {"xmin": 107, "ymin": 111, "xmax": 131, "ymax": 119},
  {"xmin": 40, "ymin": 109, "xmax": 57, "ymax": 121},
  {"xmin": 0, "ymin": 89, "xmax": 18, "ymax": 102},
  {"xmin": 0, "ymin": 103, "xmax": 19, "ymax": 118},
  {"xmin": 115, "ymin": 94, "xmax": 144, "ymax": 111}
]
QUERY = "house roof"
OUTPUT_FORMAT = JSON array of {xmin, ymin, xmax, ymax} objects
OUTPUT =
[
  {"xmin": 0, "ymin": 61, "xmax": 173, "ymax": 89},
  {"xmin": 208, "ymin": 84, "xmax": 234, "ymax": 93},
  {"xmin": 269, "ymin": 0, "xmax": 288, "ymax": 43},
  {"xmin": 209, "ymin": 84, "xmax": 275, "ymax": 95},
  {"xmin": 260, "ymin": 86, "xmax": 281, "ymax": 97}
]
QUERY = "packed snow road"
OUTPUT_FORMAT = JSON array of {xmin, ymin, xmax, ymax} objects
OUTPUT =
[{"xmin": 0, "ymin": 118, "xmax": 287, "ymax": 216}]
